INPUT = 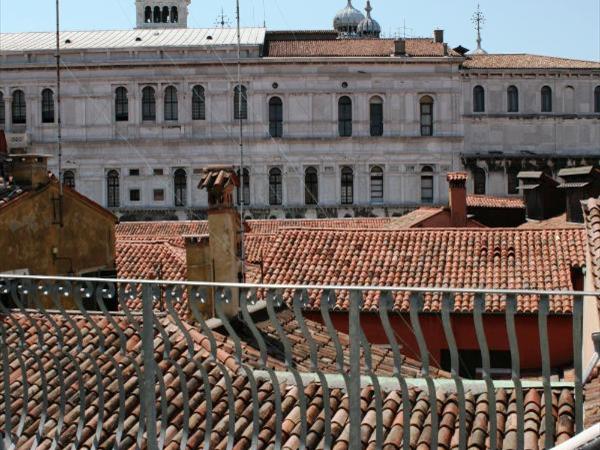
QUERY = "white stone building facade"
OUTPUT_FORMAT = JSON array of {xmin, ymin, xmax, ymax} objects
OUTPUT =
[{"xmin": 1, "ymin": 0, "xmax": 599, "ymax": 219}]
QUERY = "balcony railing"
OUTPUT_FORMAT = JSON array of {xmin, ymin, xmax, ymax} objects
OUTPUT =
[{"xmin": 0, "ymin": 274, "xmax": 594, "ymax": 450}]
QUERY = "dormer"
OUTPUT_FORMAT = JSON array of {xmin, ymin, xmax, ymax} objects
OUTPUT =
[{"xmin": 135, "ymin": 0, "xmax": 191, "ymax": 29}]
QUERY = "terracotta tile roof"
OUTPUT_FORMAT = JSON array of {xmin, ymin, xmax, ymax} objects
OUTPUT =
[
  {"xmin": 0, "ymin": 311, "xmax": 577, "ymax": 449},
  {"xmin": 519, "ymin": 214, "xmax": 585, "ymax": 230},
  {"xmin": 463, "ymin": 54, "xmax": 600, "ymax": 70},
  {"xmin": 261, "ymin": 228, "xmax": 587, "ymax": 314},
  {"xmin": 265, "ymin": 38, "xmax": 453, "ymax": 58},
  {"xmin": 583, "ymin": 198, "xmax": 600, "ymax": 292},
  {"xmin": 385, "ymin": 207, "xmax": 445, "ymax": 229},
  {"xmin": 244, "ymin": 233, "xmax": 274, "ymax": 264},
  {"xmin": 116, "ymin": 220, "xmax": 208, "ymax": 246},
  {"xmin": 467, "ymin": 195, "xmax": 525, "ymax": 209},
  {"xmin": 247, "ymin": 217, "xmax": 392, "ymax": 234},
  {"xmin": 116, "ymin": 239, "xmax": 187, "ymax": 281}
]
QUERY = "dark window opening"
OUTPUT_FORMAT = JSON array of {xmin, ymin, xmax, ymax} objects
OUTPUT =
[
  {"xmin": 420, "ymin": 96, "xmax": 433, "ymax": 136},
  {"xmin": 541, "ymin": 86, "xmax": 553, "ymax": 112},
  {"xmin": 269, "ymin": 97, "xmax": 283, "ymax": 137},
  {"xmin": 421, "ymin": 166, "xmax": 434, "ymax": 203},
  {"xmin": 12, "ymin": 90, "xmax": 26, "ymax": 125},
  {"xmin": 473, "ymin": 85, "xmax": 485, "ymax": 113},
  {"xmin": 269, "ymin": 168, "xmax": 283, "ymax": 206},
  {"xmin": 129, "ymin": 189, "xmax": 141, "ymax": 202},
  {"xmin": 153, "ymin": 6, "xmax": 161, "ymax": 23},
  {"xmin": 192, "ymin": 85, "xmax": 206, "ymax": 120},
  {"xmin": 145, "ymin": 6, "xmax": 152, "ymax": 22},
  {"xmin": 142, "ymin": 86, "xmax": 156, "ymax": 121},
  {"xmin": 171, "ymin": 7, "xmax": 178, "ymax": 22},
  {"xmin": 164, "ymin": 86, "xmax": 178, "ymax": 121},
  {"xmin": 63, "ymin": 170, "xmax": 75, "ymax": 189},
  {"xmin": 370, "ymin": 166, "xmax": 384, "ymax": 202},
  {"xmin": 154, "ymin": 189, "xmax": 165, "ymax": 202},
  {"xmin": 41, "ymin": 89, "xmax": 54, "ymax": 123},
  {"xmin": 234, "ymin": 85, "xmax": 248, "ymax": 120},
  {"xmin": 595, "ymin": 86, "xmax": 600, "ymax": 113},
  {"xmin": 107, "ymin": 170, "xmax": 120, "ymax": 208},
  {"xmin": 507, "ymin": 168, "xmax": 519, "ymax": 195},
  {"xmin": 507, "ymin": 86, "xmax": 519, "ymax": 113},
  {"xmin": 441, "ymin": 349, "xmax": 512, "ymax": 379},
  {"xmin": 370, "ymin": 96, "xmax": 384, "ymax": 136},
  {"xmin": 162, "ymin": 6, "xmax": 169, "ymax": 22},
  {"xmin": 338, "ymin": 96, "xmax": 352, "ymax": 137},
  {"xmin": 473, "ymin": 167, "xmax": 486, "ymax": 195},
  {"xmin": 129, "ymin": 168, "xmax": 140, "ymax": 176},
  {"xmin": 305, "ymin": 167, "xmax": 318, "ymax": 205},
  {"xmin": 174, "ymin": 168, "xmax": 187, "ymax": 207},
  {"xmin": 115, "ymin": 87, "xmax": 128, "ymax": 122},
  {"xmin": 237, "ymin": 168, "xmax": 250, "ymax": 205},
  {"xmin": 341, "ymin": 166, "xmax": 354, "ymax": 205}
]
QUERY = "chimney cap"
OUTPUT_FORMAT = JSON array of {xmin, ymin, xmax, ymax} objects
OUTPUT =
[
  {"xmin": 447, "ymin": 172, "xmax": 468, "ymax": 183},
  {"xmin": 558, "ymin": 166, "xmax": 598, "ymax": 177},
  {"xmin": 198, "ymin": 166, "xmax": 239, "ymax": 191}
]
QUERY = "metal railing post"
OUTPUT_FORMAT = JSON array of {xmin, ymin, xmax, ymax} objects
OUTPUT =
[
  {"xmin": 573, "ymin": 294, "xmax": 584, "ymax": 433},
  {"xmin": 141, "ymin": 283, "xmax": 158, "ymax": 450},
  {"xmin": 348, "ymin": 290, "xmax": 362, "ymax": 450}
]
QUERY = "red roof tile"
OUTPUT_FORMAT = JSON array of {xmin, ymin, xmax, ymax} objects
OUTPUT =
[
  {"xmin": 463, "ymin": 54, "xmax": 600, "ymax": 70},
  {"xmin": 467, "ymin": 195, "xmax": 525, "ymax": 210},
  {"xmin": 265, "ymin": 38, "xmax": 453, "ymax": 58},
  {"xmin": 247, "ymin": 217, "xmax": 392, "ymax": 234},
  {"xmin": 385, "ymin": 207, "xmax": 445, "ymax": 229},
  {"xmin": 116, "ymin": 239, "xmax": 187, "ymax": 281},
  {"xmin": 0, "ymin": 311, "xmax": 577, "ymax": 449},
  {"xmin": 261, "ymin": 228, "xmax": 587, "ymax": 314}
]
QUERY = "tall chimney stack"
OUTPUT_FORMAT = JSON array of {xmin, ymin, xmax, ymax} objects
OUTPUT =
[
  {"xmin": 434, "ymin": 29, "xmax": 444, "ymax": 43},
  {"xmin": 447, "ymin": 172, "xmax": 468, "ymax": 227},
  {"xmin": 196, "ymin": 166, "xmax": 242, "ymax": 319}
]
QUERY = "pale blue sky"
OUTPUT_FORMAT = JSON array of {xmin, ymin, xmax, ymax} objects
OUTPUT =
[{"xmin": 1, "ymin": 0, "xmax": 599, "ymax": 61}]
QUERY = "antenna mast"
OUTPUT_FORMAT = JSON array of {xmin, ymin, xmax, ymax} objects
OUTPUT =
[
  {"xmin": 56, "ymin": 0, "xmax": 63, "ymax": 198},
  {"xmin": 236, "ymin": 0, "xmax": 246, "ymax": 279}
]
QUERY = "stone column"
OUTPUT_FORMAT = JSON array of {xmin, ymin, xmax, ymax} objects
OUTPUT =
[{"xmin": 4, "ymin": 95, "xmax": 12, "ymax": 132}]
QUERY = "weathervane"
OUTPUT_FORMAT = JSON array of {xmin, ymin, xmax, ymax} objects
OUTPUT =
[
  {"xmin": 215, "ymin": 8, "xmax": 231, "ymax": 28},
  {"xmin": 471, "ymin": 4, "xmax": 487, "ymax": 54}
]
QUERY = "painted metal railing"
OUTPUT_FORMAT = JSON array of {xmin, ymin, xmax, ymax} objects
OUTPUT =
[{"xmin": 0, "ymin": 274, "xmax": 592, "ymax": 450}]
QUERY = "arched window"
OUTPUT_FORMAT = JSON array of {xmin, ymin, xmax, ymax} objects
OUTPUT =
[
  {"xmin": 144, "ymin": 6, "xmax": 152, "ymax": 23},
  {"xmin": 237, "ymin": 168, "xmax": 250, "ymax": 205},
  {"xmin": 171, "ymin": 7, "xmax": 178, "ymax": 23},
  {"xmin": 41, "ymin": 89, "xmax": 55, "ymax": 123},
  {"xmin": 164, "ymin": 86, "xmax": 178, "ymax": 121},
  {"xmin": 541, "ymin": 86, "xmax": 552, "ymax": 112},
  {"xmin": 269, "ymin": 97, "xmax": 283, "ymax": 138},
  {"xmin": 473, "ymin": 85, "xmax": 485, "ymax": 113},
  {"xmin": 162, "ymin": 6, "xmax": 169, "ymax": 23},
  {"xmin": 63, "ymin": 170, "xmax": 75, "ymax": 189},
  {"xmin": 338, "ymin": 96, "xmax": 352, "ymax": 137},
  {"xmin": 153, "ymin": 6, "xmax": 161, "ymax": 23},
  {"xmin": 507, "ymin": 86, "xmax": 519, "ymax": 113},
  {"xmin": 12, "ymin": 90, "xmax": 26, "ymax": 125},
  {"xmin": 420, "ymin": 96, "xmax": 433, "ymax": 136},
  {"xmin": 142, "ymin": 86, "xmax": 156, "ymax": 121},
  {"xmin": 473, "ymin": 167, "xmax": 486, "ymax": 195},
  {"xmin": 595, "ymin": 86, "xmax": 600, "ymax": 113},
  {"xmin": 0, "ymin": 92, "xmax": 5, "ymax": 125},
  {"xmin": 192, "ymin": 85, "xmax": 205, "ymax": 120},
  {"xmin": 370, "ymin": 96, "xmax": 383, "ymax": 136},
  {"xmin": 115, "ymin": 87, "xmax": 128, "ymax": 122},
  {"xmin": 174, "ymin": 169, "xmax": 187, "ymax": 207},
  {"xmin": 305, "ymin": 167, "xmax": 318, "ymax": 205},
  {"xmin": 420, "ymin": 166, "xmax": 434, "ymax": 203},
  {"xmin": 341, "ymin": 166, "xmax": 354, "ymax": 205},
  {"xmin": 107, "ymin": 170, "xmax": 120, "ymax": 208},
  {"xmin": 234, "ymin": 85, "xmax": 247, "ymax": 120},
  {"xmin": 370, "ymin": 166, "xmax": 384, "ymax": 203},
  {"xmin": 269, "ymin": 167, "xmax": 283, "ymax": 206}
]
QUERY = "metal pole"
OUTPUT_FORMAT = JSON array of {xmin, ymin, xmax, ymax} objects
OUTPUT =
[
  {"xmin": 236, "ymin": 0, "xmax": 246, "ymax": 279},
  {"xmin": 55, "ymin": 0, "xmax": 63, "ymax": 197}
]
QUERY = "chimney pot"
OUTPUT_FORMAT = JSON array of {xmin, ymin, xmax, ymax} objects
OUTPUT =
[{"xmin": 434, "ymin": 29, "xmax": 444, "ymax": 43}]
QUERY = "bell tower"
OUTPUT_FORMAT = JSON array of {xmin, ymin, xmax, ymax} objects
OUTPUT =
[{"xmin": 136, "ymin": 0, "xmax": 191, "ymax": 29}]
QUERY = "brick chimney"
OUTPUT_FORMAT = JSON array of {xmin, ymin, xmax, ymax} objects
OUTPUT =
[
  {"xmin": 557, "ymin": 166, "xmax": 600, "ymax": 223},
  {"xmin": 10, "ymin": 154, "xmax": 50, "ymax": 190},
  {"xmin": 433, "ymin": 29, "xmax": 444, "ymax": 43},
  {"xmin": 394, "ymin": 39, "xmax": 406, "ymax": 56},
  {"xmin": 191, "ymin": 166, "xmax": 242, "ymax": 319},
  {"xmin": 447, "ymin": 172, "xmax": 468, "ymax": 227},
  {"xmin": 517, "ymin": 171, "xmax": 564, "ymax": 221}
]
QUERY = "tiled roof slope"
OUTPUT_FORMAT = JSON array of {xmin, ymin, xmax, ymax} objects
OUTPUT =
[
  {"xmin": 116, "ymin": 221, "xmax": 208, "ymax": 246},
  {"xmin": 0, "ymin": 312, "xmax": 576, "ymax": 449},
  {"xmin": 385, "ymin": 208, "xmax": 445, "ymax": 229},
  {"xmin": 583, "ymin": 198, "xmax": 600, "ymax": 292},
  {"xmin": 463, "ymin": 54, "xmax": 600, "ymax": 70},
  {"xmin": 248, "ymin": 217, "xmax": 392, "ymax": 234},
  {"xmin": 262, "ymin": 228, "xmax": 587, "ymax": 313},
  {"xmin": 265, "ymin": 38, "xmax": 455, "ymax": 58},
  {"xmin": 519, "ymin": 214, "xmax": 585, "ymax": 230},
  {"xmin": 116, "ymin": 240, "xmax": 187, "ymax": 281},
  {"xmin": 467, "ymin": 195, "xmax": 525, "ymax": 209}
]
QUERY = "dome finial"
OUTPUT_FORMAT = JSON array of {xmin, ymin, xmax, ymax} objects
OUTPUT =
[{"xmin": 365, "ymin": 0, "xmax": 372, "ymax": 18}]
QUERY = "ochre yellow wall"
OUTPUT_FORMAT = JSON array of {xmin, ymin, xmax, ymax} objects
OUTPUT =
[{"xmin": 0, "ymin": 182, "xmax": 116, "ymax": 277}]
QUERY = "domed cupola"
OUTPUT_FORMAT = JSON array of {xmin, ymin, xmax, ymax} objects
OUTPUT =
[
  {"xmin": 357, "ymin": 1, "xmax": 381, "ymax": 38},
  {"xmin": 334, "ymin": 0, "xmax": 365, "ymax": 37}
]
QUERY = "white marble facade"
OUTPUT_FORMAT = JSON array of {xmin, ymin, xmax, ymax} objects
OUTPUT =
[{"xmin": 1, "ymin": 7, "xmax": 599, "ymax": 219}]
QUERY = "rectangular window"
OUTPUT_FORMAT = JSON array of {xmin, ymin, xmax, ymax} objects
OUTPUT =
[
  {"xmin": 370, "ymin": 103, "xmax": 383, "ymax": 136},
  {"xmin": 153, "ymin": 189, "xmax": 165, "ymax": 201},
  {"xmin": 129, "ymin": 189, "xmax": 141, "ymax": 202},
  {"xmin": 421, "ymin": 177, "xmax": 434, "ymax": 203},
  {"xmin": 420, "ymin": 103, "xmax": 433, "ymax": 136},
  {"xmin": 153, "ymin": 168, "xmax": 164, "ymax": 176},
  {"xmin": 129, "ymin": 169, "xmax": 140, "ymax": 176}
]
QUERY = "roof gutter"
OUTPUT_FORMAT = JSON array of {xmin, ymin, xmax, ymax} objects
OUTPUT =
[{"xmin": 551, "ymin": 424, "xmax": 600, "ymax": 450}]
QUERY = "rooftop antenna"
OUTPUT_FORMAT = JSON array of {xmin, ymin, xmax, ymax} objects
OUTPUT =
[
  {"xmin": 215, "ymin": 8, "xmax": 231, "ymax": 28},
  {"xmin": 262, "ymin": 0, "xmax": 266, "ymax": 28},
  {"xmin": 236, "ymin": 0, "xmax": 246, "ymax": 279},
  {"xmin": 56, "ymin": 0, "xmax": 64, "ymax": 225},
  {"xmin": 471, "ymin": 3, "xmax": 487, "ymax": 54}
]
